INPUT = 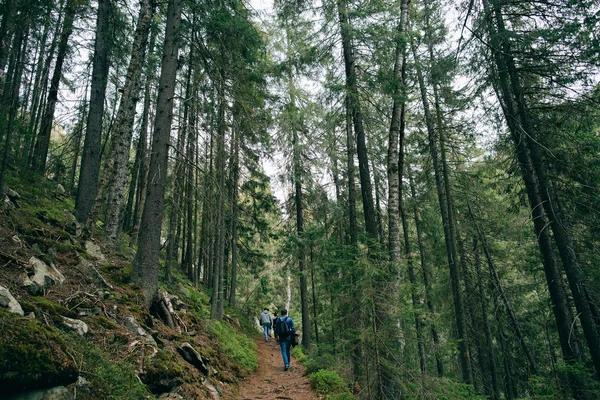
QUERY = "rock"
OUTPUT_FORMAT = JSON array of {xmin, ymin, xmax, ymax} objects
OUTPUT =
[
  {"xmin": 47, "ymin": 247, "xmax": 58, "ymax": 258},
  {"xmin": 74, "ymin": 376, "xmax": 90, "ymax": 393},
  {"xmin": 62, "ymin": 211, "xmax": 82, "ymax": 237},
  {"xmin": 61, "ymin": 317, "xmax": 88, "ymax": 336},
  {"xmin": 203, "ymin": 379, "xmax": 220, "ymax": 400},
  {"xmin": 75, "ymin": 376, "xmax": 89, "ymax": 387},
  {"xmin": 27, "ymin": 312, "xmax": 35, "ymax": 319},
  {"xmin": 4, "ymin": 197, "xmax": 16, "ymax": 211},
  {"xmin": 56, "ymin": 184, "xmax": 66, "ymax": 196},
  {"xmin": 5, "ymin": 186, "xmax": 21, "ymax": 200},
  {"xmin": 5, "ymin": 187, "xmax": 21, "ymax": 208},
  {"xmin": 123, "ymin": 316, "xmax": 156, "ymax": 346},
  {"xmin": 177, "ymin": 343, "xmax": 210, "ymax": 376},
  {"xmin": 76, "ymin": 256, "xmax": 113, "ymax": 289},
  {"xmin": 0, "ymin": 286, "xmax": 24, "ymax": 315},
  {"xmin": 11, "ymin": 235, "xmax": 21, "ymax": 245},
  {"xmin": 169, "ymin": 295, "xmax": 186, "ymax": 311},
  {"xmin": 84, "ymin": 241, "xmax": 106, "ymax": 264},
  {"xmin": 76, "ymin": 307, "xmax": 101, "ymax": 318},
  {"xmin": 176, "ymin": 283, "xmax": 190, "ymax": 297},
  {"xmin": 22, "ymin": 257, "xmax": 65, "ymax": 295},
  {"xmin": 6, "ymin": 386, "xmax": 73, "ymax": 400}
]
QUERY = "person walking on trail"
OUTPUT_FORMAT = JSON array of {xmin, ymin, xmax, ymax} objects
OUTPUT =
[
  {"xmin": 274, "ymin": 309, "xmax": 296, "ymax": 371},
  {"xmin": 259, "ymin": 308, "xmax": 273, "ymax": 342}
]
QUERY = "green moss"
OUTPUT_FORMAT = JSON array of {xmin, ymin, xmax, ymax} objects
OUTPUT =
[
  {"xmin": 66, "ymin": 336, "xmax": 150, "ymax": 400},
  {"xmin": 28, "ymin": 296, "xmax": 77, "ymax": 319},
  {"xmin": 209, "ymin": 320, "xmax": 258, "ymax": 374},
  {"xmin": 0, "ymin": 310, "xmax": 78, "ymax": 392},
  {"xmin": 308, "ymin": 369, "xmax": 349, "ymax": 396}
]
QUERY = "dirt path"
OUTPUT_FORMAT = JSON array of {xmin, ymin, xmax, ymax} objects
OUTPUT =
[{"xmin": 225, "ymin": 338, "xmax": 320, "ymax": 400}]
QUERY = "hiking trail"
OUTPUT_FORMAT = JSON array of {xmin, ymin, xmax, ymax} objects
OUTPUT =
[{"xmin": 224, "ymin": 337, "xmax": 320, "ymax": 400}]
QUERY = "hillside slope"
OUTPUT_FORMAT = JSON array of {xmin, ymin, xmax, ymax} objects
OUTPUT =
[{"xmin": 0, "ymin": 173, "xmax": 260, "ymax": 399}]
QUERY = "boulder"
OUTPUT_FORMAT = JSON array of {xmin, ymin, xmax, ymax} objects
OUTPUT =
[
  {"xmin": 0, "ymin": 286, "xmax": 24, "ymax": 315},
  {"xmin": 5, "ymin": 186, "xmax": 21, "ymax": 200},
  {"xmin": 61, "ymin": 317, "xmax": 88, "ymax": 336},
  {"xmin": 22, "ymin": 257, "xmax": 65, "ymax": 295},
  {"xmin": 123, "ymin": 316, "xmax": 156, "ymax": 346},
  {"xmin": 84, "ymin": 241, "xmax": 106, "ymax": 264},
  {"xmin": 169, "ymin": 295, "xmax": 186, "ymax": 311},
  {"xmin": 203, "ymin": 379, "xmax": 220, "ymax": 400},
  {"xmin": 177, "ymin": 343, "xmax": 210, "ymax": 376},
  {"xmin": 176, "ymin": 283, "xmax": 190, "ymax": 297},
  {"xmin": 56, "ymin": 184, "xmax": 66, "ymax": 196},
  {"xmin": 4, "ymin": 197, "xmax": 16, "ymax": 211},
  {"xmin": 62, "ymin": 211, "xmax": 82, "ymax": 237},
  {"xmin": 6, "ymin": 386, "xmax": 73, "ymax": 400}
]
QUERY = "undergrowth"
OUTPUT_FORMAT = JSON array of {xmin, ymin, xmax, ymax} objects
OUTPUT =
[{"xmin": 209, "ymin": 320, "xmax": 258, "ymax": 374}]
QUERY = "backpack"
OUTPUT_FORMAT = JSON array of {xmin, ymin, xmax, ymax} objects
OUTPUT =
[{"xmin": 276, "ymin": 316, "xmax": 292, "ymax": 337}]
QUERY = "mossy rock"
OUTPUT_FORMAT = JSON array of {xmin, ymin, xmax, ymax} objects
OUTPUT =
[
  {"xmin": 0, "ymin": 310, "xmax": 78, "ymax": 392},
  {"xmin": 141, "ymin": 350, "xmax": 186, "ymax": 394}
]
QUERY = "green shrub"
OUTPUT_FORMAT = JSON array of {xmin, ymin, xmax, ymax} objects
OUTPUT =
[
  {"xmin": 291, "ymin": 345, "xmax": 308, "ymax": 364},
  {"xmin": 308, "ymin": 369, "xmax": 349, "ymax": 396},
  {"xmin": 209, "ymin": 320, "xmax": 258, "ymax": 373}
]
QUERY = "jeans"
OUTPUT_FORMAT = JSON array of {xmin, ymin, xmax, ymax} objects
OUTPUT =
[
  {"xmin": 263, "ymin": 323, "xmax": 271, "ymax": 340},
  {"xmin": 280, "ymin": 338, "xmax": 291, "ymax": 368}
]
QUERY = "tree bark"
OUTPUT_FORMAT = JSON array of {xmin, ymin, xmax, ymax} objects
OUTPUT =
[
  {"xmin": 74, "ymin": 0, "xmax": 111, "ymax": 226},
  {"xmin": 132, "ymin": 0, "xmax": 182, "ymax": 307},
  {"xmin": 103, "ymin": 0, "xmax": 155, "ymax": 248},
  {"xmin": 336, "ymin": 0, "xmax": 377, "ymax": 240}
]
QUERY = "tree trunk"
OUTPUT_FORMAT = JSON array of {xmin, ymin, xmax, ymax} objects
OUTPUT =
[
  {"xmin": 482, "ymin": 0, "xmax": 585, "ymax": 373},
  {"xmin": 103, "ymin": 0, "xmax": 155, "ymax": 248},
  {"xmin": 409, "ymin": 171, "xmax": 444, "ymax": 376},
  {"xmin": 131, "ymin": 31, "xmax": 156, "ymax": 245},
  {"xmin": 228, "ymin": 123, "xmax": 239, "ymax": 305},
  {"xmin": 132, "ymin": 0, "xmax": 182, "ymax": 307},
  {"xmin": 336, "ymin": 0, "xmax": 377, "ymax": 240},
  {"xmin": 387, "ymin": 0, "xmax": 409, "ymax": 264},
  {"xmin": 210, "ymin": 72, "xmax": 226, "ymax": 320},
  {"xmin": 74, "ymin": 0, "xmax": 111, "ymax": 226},
  {"xmin": 412, "ymin": 41, "xmax": 473, "ymax": 384},
  {"xmin": 32, "ymin": 0, "xmax": 76, "ymax": 174},
  {"xmin": 0, "ymin": 23, "xmax": 28, "ymax": 193},
  {"xmin": 473, "ymin": 239, "xmax": 501, "ymax": 400}
]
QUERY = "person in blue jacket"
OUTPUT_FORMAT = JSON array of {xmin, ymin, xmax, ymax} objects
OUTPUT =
[{"xmin": 274, "ymin": 308, "xmax": 295, "ymax": 371}]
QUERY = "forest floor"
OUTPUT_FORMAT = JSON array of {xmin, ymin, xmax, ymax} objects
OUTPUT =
[{"xmin": 225, "ymin": 337, "xmax": 319, "ymax": 400}]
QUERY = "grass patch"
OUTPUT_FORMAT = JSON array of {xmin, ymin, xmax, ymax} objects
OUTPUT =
[{"xmin": 209, "ymin": 320, "xmax": 258, "ymax": 374}]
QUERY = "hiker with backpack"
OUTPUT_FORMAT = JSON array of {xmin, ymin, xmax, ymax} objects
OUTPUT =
[
  {"xmin": 274, "ymin": 308, "xmax": 296, "ymax": 371},
  {"xmin": 259, "ymin": 308, "xmax": 273, "ymax": 342}
]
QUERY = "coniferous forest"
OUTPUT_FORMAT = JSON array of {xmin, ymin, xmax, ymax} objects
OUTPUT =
[{"xmin": 1, "ymin": 0, "xmax": 600, "ymax": 399}]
